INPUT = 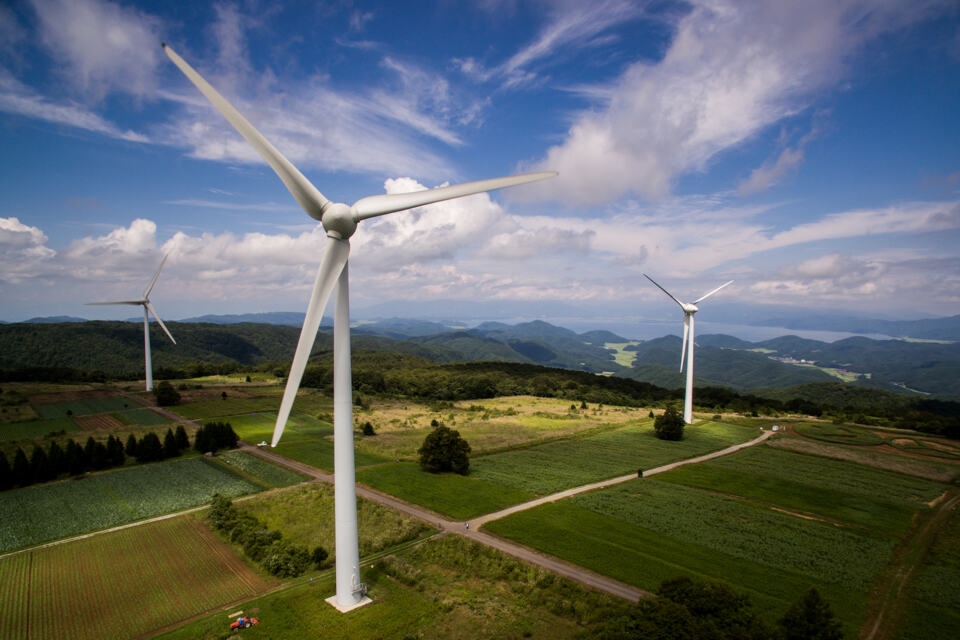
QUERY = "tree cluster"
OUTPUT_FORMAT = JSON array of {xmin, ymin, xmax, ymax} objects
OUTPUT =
[
  {"xmin": 153, "ymin": 381, "xmax": 181, "ymax": 406},
  {"xmin": 654, "ymin": 405, "xmax": 685, "ymax": 441},
  {"xmin": 126, "ymin": 426, "xmax": 191, "ymax": 463},
  {"xmin": 208, "ymin": 494, "xmax": 326, "ymax": 578},
  {"xmin": 418, "ymin": 424, "xmax": 471, "ymax": 475},
  {"xmin": 193, "ymin": 421, "xmax": 239, "ymax": 453},
  {"xmin": 588, "ymin": 577, "xmax": 842, "ymax": 640}
]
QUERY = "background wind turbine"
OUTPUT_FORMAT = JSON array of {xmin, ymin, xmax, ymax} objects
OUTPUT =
[
  {"xmin": 643, "ymin": 274, "xmax": 732, "ymax": 425},
  {"xmin": 87, "ymin": 254, "xmax": 176, "ymax": 391},
  {"xmin": 163, "ymin": 44, "xmax": 555, "ymax": 612}
]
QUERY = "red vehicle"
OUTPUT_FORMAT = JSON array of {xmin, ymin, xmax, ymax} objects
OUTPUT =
[{"xmin": 230, "ymin": 616, "xmax": 259, "ymax": 630}]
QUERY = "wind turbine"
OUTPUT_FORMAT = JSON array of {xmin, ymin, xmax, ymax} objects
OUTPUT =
[
  {"xmin": 87, "ymin": 254, "xmax": 176, "ymax": 391},
  {"xmin": 163, "ymin": 44, "xmax": 556, "ymax": 612},
  {"xmin": 643, "ymin": 275, "xmax": 732, "ymax": 424}
]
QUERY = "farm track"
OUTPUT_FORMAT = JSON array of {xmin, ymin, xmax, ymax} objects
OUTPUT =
[
  {"xmin": 244, "ymin": 428, "xmax": 773, "ymax": 605},
  {"xmin": 859, "ymin": 487, "xmax": 960, "ymax": 640}
]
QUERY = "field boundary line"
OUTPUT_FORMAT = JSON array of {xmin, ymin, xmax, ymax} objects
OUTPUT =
[{"xmin": 470, "ymin": 429, "xmax": 771, "ymax": 528}]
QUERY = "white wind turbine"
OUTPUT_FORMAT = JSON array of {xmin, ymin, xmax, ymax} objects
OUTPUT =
[
  {"xmin": 163, "ymin": 44, "xmax": 556, "ymax": 612},
  {"xmin": 643, "ymin": 275, "xmax": 732, "ymax": 424},
  {"xmin": 87, "ymin": 254, "xmax": 176, "ymax": 391}
]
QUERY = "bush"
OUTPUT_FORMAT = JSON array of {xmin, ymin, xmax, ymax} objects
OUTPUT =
[
  {"xmin": 154, "ymin": 381, "xmax": 181, "ymax": 406},
  {"xmin": 418, "ymin": 424, "xmax": 471, "ymax": 475},
  {"xmin": 312, "ymin": 545, "xmax": 329, "ymax": 568},
  {"xmin": 654, "ymin": 405, "xmax": 685, "ymax": 441},
  {"xmin": 778, "ymin": 588, "xmax": 843, "ymax": 640},
  {"xmin": 362, "ymin": 421, "xmax": 376, "ymax": 436}
]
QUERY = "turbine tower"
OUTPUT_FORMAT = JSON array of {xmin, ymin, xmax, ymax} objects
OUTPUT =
[
  {"xmin": 87, "ymin": 254, "xmax": 176, "ymax": 391},
  {"xmin": 163, "ymin": 44, "xmax": 556, "ymax": 612},
  {"xmin": 643, "ymin": 275, "xmax": 732, "ymax": 424}
]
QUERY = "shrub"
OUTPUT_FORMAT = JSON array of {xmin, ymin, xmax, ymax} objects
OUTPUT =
[
  {"xmin": 778, "ymin": 588, "xmax": 843, "ymax": 640},
  {"xmin": 312, "ymin": 545, "xmax": 329, "ymax": 568},
  {"xmin": 362, "ymin": 421, "xmax": 376, "ymax": 436},
  {"xmin": 154, "ymin": 381, "xmax": 181, "ymax": 406},
  {"xmin": 418, "ymin": 424, "xmax": 471, "ymax": 475},
  {"xmin": 654, "ymin": 405, "xmax": 685, "ymax": 441}
]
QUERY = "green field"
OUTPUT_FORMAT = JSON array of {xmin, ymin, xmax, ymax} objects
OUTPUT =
[
  {"xmin": 175, "ymin": 396, "xmax": 281, "ymax": 420},
  {"xmin": 792, "ymin": 421, "xmax": 885, "ymax": 445},
  {"xmin": 470, "ymin": 420, "xmax": 757, "ymax": 495},
  {"xmin": 217, "ymin": 450, "xmax": 310, "ymax": 488},
  {"xmin": 0, "ymin": 457, "xmax": 262, "ymax": 552},
  {"xmin": 0, "ymin": 516, "xmax": 271, "ymax": 640},
  {"xmin": 154, "ymin": 534, "xmax": 629, "ymax": 640},
  {"xmin": 238, "ymin": 482, "xmax": 431, "ymax": 561},
  {"xmin": 32, "ymin": 397, "xmax": 132, "ymax": 419},
  {"xmin": 899, "ymin": 508, "xmax": 960, "ymax": 639},
  {"xmin": 114, "ymin": 406, "xmax": 171, "ymax": 426},
  {"xmin": 358, "ymin": 462, "xmax": 535, "ymax": 520},
  {"xmin": 0, "ymin": 417, "xmax": 80, "ymax": 442}
]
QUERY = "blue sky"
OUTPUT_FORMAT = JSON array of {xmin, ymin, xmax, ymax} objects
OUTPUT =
[{"xmin": 1, "ymin": 0, "xmax": 959, "ymax": 328}]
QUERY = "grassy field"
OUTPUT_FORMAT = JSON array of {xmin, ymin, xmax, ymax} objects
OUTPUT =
[
  {"xmin": 238, "ymin": 482, "xmax": 432, "ymax": 561},
  {"xmin": 154, "ymin": 534, "xmax": 632, "ymax": 640},
  {"xmin": 217, "ymin": 451, "xmax": 310, "ymax": 488},
  {"xmin": 0, "ymin": 516, "xmax": 271, "ymax": 640},
  {"xmin": 0, "ymin": 416, "xmax": 80, "ymax": 441},
  {"xmin": 469, "ymin": 420, "xmax": 758, "ymax": 495},
  {"xmin": 603, "ymin": 341, "xmax": 641, "ymax": 366},
  {"xmin": 32, "ymin": 397, "xmax": 133, "ymax": 419},
  {"xmin": 0, "ymin": 456, "xmax": 263, "ymax": 552},
  {"xmin": 899, "ymin": 507, "xmax": 960, "ymax": 639},
  {"xmin": 792, "ymin": 421, "xmax": 886, "ymax": 445},
  {"xmin": 175, "ymin": 396, "xmax": 282, "ymax": 420},
  {"xmin": 358, "ymin": 462, "xmax": 535, "ymax": 519},
  {"xmin": 114, "ymin": 406, "xmax": 171, "ymax": 426}
]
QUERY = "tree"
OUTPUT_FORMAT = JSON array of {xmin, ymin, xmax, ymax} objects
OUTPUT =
[
  {"xmin": 47, "ymin": 441, "xmax": 67, "ymax": 477},
  {"xmin": 106, "ymin": 435, "xmax": 125, "ymax": 467},
  {"xmin": 311, "ymin": 545, "xmax": 329, "ymax": 568},
  {"xmin": 418, "ymin": 424, "xmax": 471, "ymax": 474},
  {"xmin": 30, "ymin": 446, "xmax": 52, "ymax": 483},
  {"xmin": 125, "ymin": 434, "xmax": 139, "ymax": 457},
  {"xmin": 0, "ymin": 451, "xmax": 12, "ymax": 491},
  {"xmin": 778, "ymin": 589, "xmax": 843, "ymax": 640},
  {"xmin": 65, "ymin": 439, "xmax": 86, "ymax": 475},
  {"xmin": 90, "ymin": 441, "xmax": 110, "ymax": 470},
  {"xmin": 163, "ymin": 428, "xmax": 180, "ymax": 458},
  {"xmin": 154, "ymin": 380, "xmax": 181, "ymax": 406},
  {"xmin": 12, "ymin": 447, "xmax": 31, "ymax": 487},
  {"xmin": 655, "ymin": 405, "xmax": 685, "ymax": 441},
  {"xmin": 362, "ymin": 421, "xmax": 376, "ymax": 436},
  {"xmin": 174, "ymin": 425, "xmax": 189, "ymax": 450},
  {"xmin": 136, "ymin": 432, "xmax": 164, "ymax": 462}
]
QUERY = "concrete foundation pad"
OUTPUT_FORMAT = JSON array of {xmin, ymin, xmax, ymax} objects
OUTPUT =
[{"xmin": 325, "ymin": 594, "xmax": 373, "ymax": 613}]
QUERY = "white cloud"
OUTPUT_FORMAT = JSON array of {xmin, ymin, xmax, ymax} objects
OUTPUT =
[
  {"xmin": 520, "ymin": 0, "xmax": 947, "ymax": 205},
  {"xmin": 29, "ymin": 0, "xmax": 163, "ymax": 101},
  {"xmin": 0, "ymin": 217, "xmax": 56, "ymax": 284}
]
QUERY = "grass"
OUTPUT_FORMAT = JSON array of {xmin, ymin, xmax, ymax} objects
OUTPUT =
[
  {"xmin": 0, "ymin": 516, "xmax": 270, "ymax": 640},
  {"xmin": 217, "ymin": 451, "xmax": 310, "ymax": 488},
  {"xmin": 0, "ymin": 456, "xmax": 262, "ymax": 552},
  {"xmin": 793, "ymin": 422, "xmax": 885, "ymax": 445},
  {"xmin": 0, "ymin": 417, "xmax": 80, "ymax": 442},
  {"xmin": 31, "ymin": 397, "xmax": 132, "ymax": 419},
  {"xmin": 603, "ymin": 341, "xmax": 640, "ymax": 366},
  {"xmin": 899, "ymin": 507, "xmax": 960, "ymax": 638},
  {"xmin": 238, "ymin": 483, "xmax": 432, "ymax": 561},
  {"xmin": 114, "ymin": 406, "xmax": 171, "ymax": 426},
  {"xmin": 470, "ymin": 420, "xmax": 757, "ymax": 495},
  {"xmin": 154, "ymin": 534, "xmax": 632, "ymax": 640},
  {"xmin": 175, "ymin": 396, "xmax": 281, "ymax": 420},
  {"xmin": 358, "ymin": 462, "xmax": 535, "ymax": 520}
]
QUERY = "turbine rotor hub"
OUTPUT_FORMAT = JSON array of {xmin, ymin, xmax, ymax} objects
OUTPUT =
[
  {"xmin": 321, "ymin": 202, "xmax": 358, "ymax": 240},
  {"xmin": 683, "ymin": 303, "xmax": 699, "ymax": 313}
]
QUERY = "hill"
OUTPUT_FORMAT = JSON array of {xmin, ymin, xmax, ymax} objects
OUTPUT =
[{"xmin": 752, "ymin": 313, "xmax": 960, "ymax": 340}]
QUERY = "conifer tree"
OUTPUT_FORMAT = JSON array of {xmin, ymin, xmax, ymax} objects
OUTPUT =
[
  {"xmin": 65, "ymin": 439, "xmax": 86, "ymax": 475},
  {"xmin": 163, "ymin": 428, "xmax": 179, "ymax": 458},
  {"xmin": 779, "ymin": 589, "xmax": 843, "ymax": 640},
  {"xmin": 91, "ymin": 441, "xmax": 110, "ymax": 470},
  {"xmin": 30, "ymin": 446, "xmax": 52, "ymax": 483},
  {"xmin": 83, "ymin": 437, "xmax": 97, "ymax": 468},
  {"xmin": 0, "ymin": 451, "xmax": 12, "ymax": 491},
  {"xmin": 106, "ymin": 435, "xmax": 125, "ymax": 467},
  {"xmin": 174, "ymin": 425, "xmax": 189, "ymax": 450},
  {"xmin": 136, "ymin": 432, "xmax": 164, "ymax": 463},
  {"xmin": 47, "ymin": 441, "xmax": 66, "ymax": 478},
  {"xmin": 125, "ymin": 434, "xmax": 139, "ymax": 457},
  {"xmin": 12, "ymin": 447, "xmax": 31, "ymax": 487}
]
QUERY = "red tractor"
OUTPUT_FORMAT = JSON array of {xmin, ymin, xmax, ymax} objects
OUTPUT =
[{"xmin": 230, "ymin": 615, "xmax": 259, "ymax": 630}]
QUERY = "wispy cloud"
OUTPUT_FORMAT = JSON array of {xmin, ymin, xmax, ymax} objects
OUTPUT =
[{"xmin": 164, "ymin": 199, "xmax": 298, "ymax": 212}]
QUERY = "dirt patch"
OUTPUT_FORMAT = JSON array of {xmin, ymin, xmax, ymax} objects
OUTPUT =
[
  {"xmin": 74, "ymin": 413, "xmax": 125, "ymax": 431},
  {"xmin": 27, "ymin": 389, "xmax": 118, "ymax": 405}
]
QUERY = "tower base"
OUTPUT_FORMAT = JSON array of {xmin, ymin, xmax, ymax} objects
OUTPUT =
[{"xmin": 325, "ymin": 594, "xmax": 372, "ymax": 613}]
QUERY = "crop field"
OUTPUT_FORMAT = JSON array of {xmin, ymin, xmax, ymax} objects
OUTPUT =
[
  {"xmin": 900, "ymin": 508, "xmax": 960, "ymax": 639},
  {"xmin": 486, "ymin": 477, "xmax": 893, "ymax": 630},
  {"xmin": 0, "ymin": 416, "xmax": 80, "ymax": 442},
  {"xmin": 115, "ymin": 406, "xmax": 171, "ymax": 426},
  {"xmin": 239, "ymin": 482, "xmax": 432, "ymax": 560},
  {"xmin": 469, "ymin": 420, "xmax": 758, "ymax": 495},
  {"xmin": 73, "ymin": 413, "xmax": 125, "ymax": 430},
  {"xmin": 155, "ymin": 534, "xmax": 630, "ymax": 640},
  {"xmin": 217, "ymin": 451, "xmax": 309, "ymax": 488},
  {"xmin": 32, "ymin": 397, "xmax": 132, "ymax": 419},
  {"xmin": 358, "ymin": 462, "xmax": 535, "ymax": 519},
  {"xmin": 0, "ymin": 515, "xmax": 271, "ymax": 640},
  {"xmin": 792, "ymin": 421, "xmax": 885, "ymax": 445},
  {"xmin": 352, "ymin": 395, "xmax": 651, "ymax": 460},
  {"xmin": 0, "ymin": 457, "xmax": 262, "ymax": 552},
  {"xmin": 174, "ymin": 395, "xmax": 281, "ymax": 420}
]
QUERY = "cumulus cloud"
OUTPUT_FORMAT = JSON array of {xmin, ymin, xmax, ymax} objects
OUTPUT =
[
  {"xmin": 0, "ymin": 217, "xmax": 56, "ymax": 284},
  {"xmin": 521, "ymin": 0, "xmax": 946, "ymax": 205},
  {"xmin": 29, "ymin": 0, "xmax": 164, "ymax": 101}
]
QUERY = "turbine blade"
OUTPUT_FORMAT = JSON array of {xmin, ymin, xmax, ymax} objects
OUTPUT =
[
  {"xmin": 680, "ymin": 314, "xmax": 689, "ymax": 372},
  {"xmin": 86, "ymin": 301, "xmax": 145, "ymax": 306},
  {"xmin": 145, "ymin": 301, "xmax": 176, "ymax": 344},
  {"xmin": 163, "ymin": 44, "xmax": 329, "ymax": 221},
  {"xmin": 694, "ymin": 280, "xmax": 733, "ymax": 304},
  {"xmin": 351, "ymin": 171, "xmax": 557, "ymax": 221},
  {"xmin": 272, "ymin": 236, "xmax": 350, "ymax": 447},
  {"xmin": 643, "ymin": 274, "xmax": 685, "ymax": 309},
  {"xmin": 143, "ymin": 254, "xmax": 169, "ymax": 299}
]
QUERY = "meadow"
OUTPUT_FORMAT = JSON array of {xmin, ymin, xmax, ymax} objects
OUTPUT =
[
  {"xmin": 32, "ymin": 397, "xmax": 133, "ymax": 419},
  {"xmin": 899, "ymin": 506, "xmax": 960, "ymax": 639},
  {"xmin": 0, "ymin": 516, "xmax": 271, "ymax": 640},
  {"xmin": 357, "ymin": 462, "xmax": 535, "ymax": 520},
  {"xmin": 0, "ymin": 457, "xmax": 261, "ymax": 551}
]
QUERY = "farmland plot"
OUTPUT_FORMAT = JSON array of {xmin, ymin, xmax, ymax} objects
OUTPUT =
[
  {"xmin": 0, "ymin": 417, "xmax": 80, "ymax": 442},
  {"xmin": 32, "ymin": 397, "xmax": 132, "ymax": 419},
  {"xmin": 470, "ymin": 420, "xmax": 757, "ymax": 495},
  {"xmin": 217, "ymin": 450, "xmax": 309, "ymax": 488},
  {"xmin": 175, "ymin": 396, "xmax": 280, "ymax": 420},
  {"xmin": 0, "ymin": 516, "xmax": 271, "ymax": 640},
  {"xmin": 0, "ymin": 457, "xmax": 261, "ymax": 552}
]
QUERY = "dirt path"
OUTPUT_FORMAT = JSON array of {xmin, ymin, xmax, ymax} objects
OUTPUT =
[{"xmin": 859, "ymin": 487, "xmax": 960, "ymax": 639}]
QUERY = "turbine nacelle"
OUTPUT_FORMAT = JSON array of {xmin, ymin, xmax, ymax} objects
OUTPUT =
[
  {"xmin": 682, "ymin": 303, "xmax": 699, "ymax": 314},
  {"xmin": 322, "ymin": 202, "xmax": 358, "ymax": 240}
]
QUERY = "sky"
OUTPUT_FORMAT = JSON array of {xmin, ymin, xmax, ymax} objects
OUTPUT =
[{"xmin": 1, "ymin": 0, "xmax": 959, "ymax": 330}]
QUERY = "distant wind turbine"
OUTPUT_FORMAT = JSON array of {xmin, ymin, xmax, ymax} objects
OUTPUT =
[
  {"xmin": 87, "ymin": 254, "xmax": 176, "ymax": 391},
  {"xmin": 163, "ymin": 43, "xmax": 556, "ymax": 612},
  {"xmin": 643, "ymin": 275, "xmax": 732, "ymax": 424}
]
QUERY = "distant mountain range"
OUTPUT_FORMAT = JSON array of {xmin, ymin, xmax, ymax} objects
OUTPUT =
[
  {"xmin": 748, "ymin": 313, "xmax": 960, "ymax": 341},
  {"xmin": 3, "ymin": 317, "xmax": 960, "ymax": 399}
]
